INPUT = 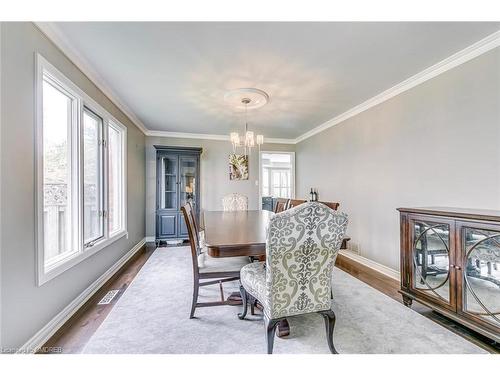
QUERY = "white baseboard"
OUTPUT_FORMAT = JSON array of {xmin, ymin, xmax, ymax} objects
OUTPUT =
[
  {"xmin": 17, "ymin": 237, "xmax": 146, "ymax": 354},
  {"xmin": 145, "ymin": 236, "xmax": 155, "ymax": 243},
  {"xmin": 339, "ymin": 250, "xmax": 400, "ymax": 281}
]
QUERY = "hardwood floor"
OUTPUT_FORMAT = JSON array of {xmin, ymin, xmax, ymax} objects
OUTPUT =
[
  {"xmin": 40, "ymin": 242, "xmax": 157, "ymax": 354},
  {"xmin": 335, "ymin": 254, "xmax": 401, "ymax": 300},
  {"xmin": 39, "ymin": 244, "xmax": 498, "ymax": 354}
]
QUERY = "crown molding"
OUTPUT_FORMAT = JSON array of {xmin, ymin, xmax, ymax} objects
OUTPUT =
[
  {"xmin": 146, "ymin": 130, "xmax": 296, "ymax": 144},
  {"xmin": 33, "ymin": 21, "xmax": 296, "ymax": 143},
  {"xmin": 34, "ymin": 22, "xmax": 149, "ymax": 135},
  {"xmin": 294, "ymin": 30, "xmax": 500, "ymax": 144},
  {"xmin": 33, "ymin": 22, "xmax": 499, "ymax": 145},
  {"xmin": 146, "ymin": 130, "xmax": 229, "ymax": 141}
]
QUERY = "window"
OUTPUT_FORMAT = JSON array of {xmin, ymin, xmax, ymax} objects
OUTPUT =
[
  {"xmin": 271, "ymin": 169, "xmax": 291, "ymax": 198},
  {"xmin": 37, "ymin": 55, "xmax": 127, "ymax": 285},
  {"xmin": 83, "ymin": 108, "xmax": 104, "ymax": 246},
  {"xmin": 262, "ymin": 168, "xmax": 269, "ymax": 196},
  {"xmin": 259, "ymin": 152, "xmax": 295, "ymax": 199},
  {"xmin": 108, "ymin": 121, "xmax": 125, "ymax": 235},
  {"xmin": 41, "ymin": 78, "xmax": 77, "ymax": 266}
]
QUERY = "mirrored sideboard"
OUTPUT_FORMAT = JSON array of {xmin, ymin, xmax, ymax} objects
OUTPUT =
[{"xmin": 398, "ymin": 207, "xmax": 500, "ymax": 342}]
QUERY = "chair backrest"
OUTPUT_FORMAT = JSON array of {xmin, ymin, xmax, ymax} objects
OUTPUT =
[
  {"xmin": 264, "ymin": 202, "xmax": 348, "ymax": 319},
  {"xmin": 319, "ymin": 201, "xmax": 340, "ymax": 210},
  {"xmin": 186, "ymin": 201, "xmax": 200, "ymax": 245},
  {"xmin": 181, "ymin": 204, "xmax": 201, "ymax": 275},
  {"xmin": 222, "ymin": 193, "xmax": 248, "ymax": 211},
  {"xmin": 287, "ymin": 199, "xmax": 307, "ymax": 209},
  {"xmin": 274, "ymin": 198, "xmax": 289, "ymax": 213}
]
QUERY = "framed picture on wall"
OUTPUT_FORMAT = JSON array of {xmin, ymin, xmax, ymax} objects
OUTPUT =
[{"xmin": 229, "ymin": 154, "xmax": 249, "ymax": 180}]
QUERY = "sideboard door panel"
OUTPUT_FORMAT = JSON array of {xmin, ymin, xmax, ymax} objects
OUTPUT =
[
  {"xmin": 456, "ymin": 221, "xmax": 500, "ymax": 334},
  {"xmin": 408, "ymin": 215, "xmax": 457, "ymax": 311}
]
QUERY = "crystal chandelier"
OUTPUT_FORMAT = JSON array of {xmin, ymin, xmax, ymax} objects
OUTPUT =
[{"xmin": 230, "ymin": 97, "xmax": 264, "ymax": 155}]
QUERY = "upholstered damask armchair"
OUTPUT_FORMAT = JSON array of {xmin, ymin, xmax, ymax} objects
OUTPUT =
[
  {"xmin": 239, "ymin": 202, "xmax": 348, "ymax": 354},
  {"xmin": 222, "ymin": 193, "xmax": 248, "ymax": 211}
]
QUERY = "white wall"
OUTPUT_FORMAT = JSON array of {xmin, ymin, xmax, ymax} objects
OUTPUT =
[
  {"xmin": 0, "ymin": 23, "xmax": 146, "ymax": 349},
  {"xmin": 145, "ymin": 136, "xmax": 295, "ymax": 237},
  {"xmin": 296, "ymin": 48, "xmax": 500, "ymax": 271}
]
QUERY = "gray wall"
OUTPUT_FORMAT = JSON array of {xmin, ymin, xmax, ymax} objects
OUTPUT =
[
  {"xmin": 0, "ymin": 23, "xmax": 146, "ymax": 349},
  {"xmin": 146, "ymin": 137, "xmax": 294, "ymax": 238},
  {"xmin": 296, "ymin": 48, "xmax": 500, "ymax": 271}
]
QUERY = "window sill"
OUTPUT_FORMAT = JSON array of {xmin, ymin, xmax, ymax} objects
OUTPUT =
[{"xmin": 38, "ymin": 230, "xmax": 128, "ymax": 286}]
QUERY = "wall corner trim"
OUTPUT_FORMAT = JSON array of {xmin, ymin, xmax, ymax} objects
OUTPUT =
[
  {"xmin": 33, "ymin": 22, "xmax": 149, "ymax": 135},
  {"xmin": 145, "ymin": 129, "xmax": 296, "ymax": 144},
  {"xmin": 339, "ymin": 250, "xmax": 400, "ymax": 281},
  {"xmin": 17, "ymin": 237, "xmax": 147, "ymax": 354},
  {"xmin": 294, "ymin": 30, "xmax": 500, "ymax": 144}
]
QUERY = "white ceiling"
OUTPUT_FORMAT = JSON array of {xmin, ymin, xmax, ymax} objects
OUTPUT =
[{"xmin": 47, "ymin": 22, "xmax": 499, "ymax": 139}]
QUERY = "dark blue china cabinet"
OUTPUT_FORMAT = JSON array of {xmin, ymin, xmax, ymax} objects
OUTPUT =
[{"xmin": 155, "ymin": 146, "xmax": 202, "ymax": 244}]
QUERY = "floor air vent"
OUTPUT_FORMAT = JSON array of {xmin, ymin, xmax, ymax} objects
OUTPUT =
[{"xmin": 98, "ymin": 290, "xmax": 120, "ymax": 305}]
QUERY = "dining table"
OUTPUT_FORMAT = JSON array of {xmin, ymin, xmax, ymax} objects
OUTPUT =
[
  {"xmin": 202, "ymin": 209, "xmax": 351, "ymax": 338},
  {"xmin": 203, "ymin": 209, "xmax": 271, "ymax": 258}
]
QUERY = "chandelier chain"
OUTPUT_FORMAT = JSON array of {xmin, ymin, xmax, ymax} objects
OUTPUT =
[{"xmin": 228, "ymin": 91, "xmax": 265, "ymax": 155}]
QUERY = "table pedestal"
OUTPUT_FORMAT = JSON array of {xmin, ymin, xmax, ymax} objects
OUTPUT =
[{"xmin": 276, "ymin": 319, "xmax": 290, "ymax": 337}]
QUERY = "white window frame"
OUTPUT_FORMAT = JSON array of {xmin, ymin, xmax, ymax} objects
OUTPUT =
[
  {"xmin": 82, "ymin": 107, "xmax": 105, "ymax": 247},
  {"xmin": 107, "ymin": 120, "xmax": 127, "ymax": 237},
  {"xmin": 258, "ymin": 151, "xmax": 296, "ymax": 205},
  {"xmin": 36, "ymin": 54, "xmax": 127, "ymax": 285},
  {"xmin": 268, "ymin": 168, "xmax": 292, "ymax": 198}
]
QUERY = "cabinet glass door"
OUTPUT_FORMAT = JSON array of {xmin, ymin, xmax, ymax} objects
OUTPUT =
[
  {"xmin": 411, "ymin": 218, "xmax": 454, "ymax": 306},
  {"xmin": 160, "ymin": 155, "xmax": 178, "ymax": 210},
  {"xmin": 462, "ymin": 226, "xmax": 500, "ymax": 327},
  {"xmin": 179, "ymin": 156, "xmax": 197, "ymax": 211}
]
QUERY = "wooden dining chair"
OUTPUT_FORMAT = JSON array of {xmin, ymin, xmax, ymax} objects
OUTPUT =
[
  {"xmin": 274, "ymin": 198, "xmax": 289, "ymax": 213},
  {"xmin": 319, "ymin": 201, "xmax": 340, "ymax": 210},
  {"xmin": 286, "ymin": 199, "xmax": 307, "ymax": 209},
  {"xmin": 222, "ymin": 193, "xmax": 248, "ymax": 211},
  {"xmin": 181, "ymin": 204, "xmax": 251, "ymax": 318},
  {"xmin": 238, "ymin": 202, "xmax": 348, "ymax": 354}
]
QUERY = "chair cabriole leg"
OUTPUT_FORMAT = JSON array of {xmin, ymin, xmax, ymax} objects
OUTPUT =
[
  {"xmin": 264, "ymin": 315, "xmax": 279, "ymax": 354},
  {"xmin": 319, "ymin": 309, "xmax": 338, "ymax": 354},
  {"xmin": 238, "ymin": 284, "xmax": 248, "ymax": 320}
]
